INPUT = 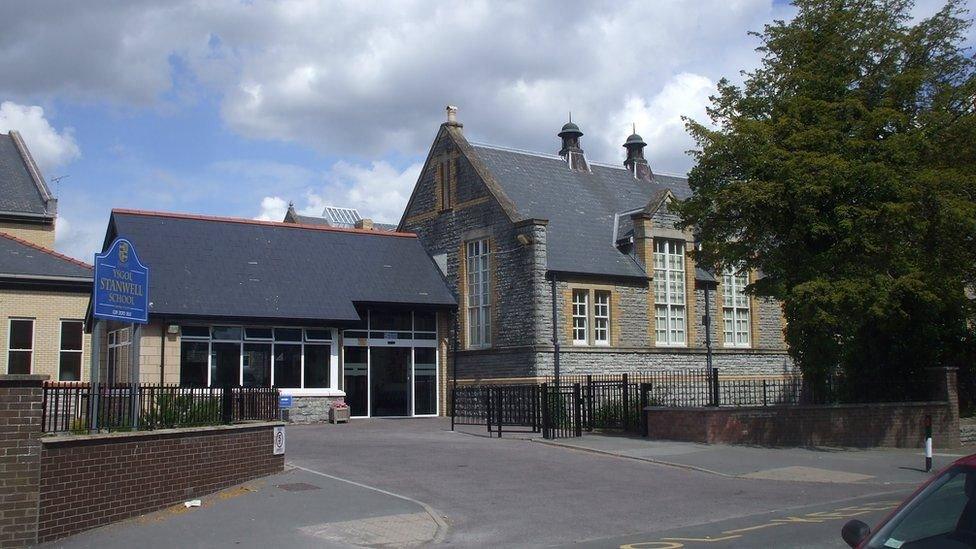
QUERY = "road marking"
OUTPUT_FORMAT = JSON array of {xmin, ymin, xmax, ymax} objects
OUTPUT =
[
  {"xmin": 661, "ymin": 535, "xmax": 742, "ymax": 542},
  {"xmin": 287, "ymin": 462, "xmax": 449, "ymax": 544},
  {"xmin": 615, "ymin": 497, "xmax": 903, "ymax": 548},
  {"xmin": 722, "ymin": 522, "xmax": 782, "ymax": 534}
]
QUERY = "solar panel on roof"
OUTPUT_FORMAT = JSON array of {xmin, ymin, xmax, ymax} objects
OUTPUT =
[{"xmin": 322, "ymin": 206, "xmax": 362, "ymax": 227}]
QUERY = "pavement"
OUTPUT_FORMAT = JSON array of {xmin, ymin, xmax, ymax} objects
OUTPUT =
[
  {"xmin": 45, "ymin": 418, "xmax": 974, "ymax": 548},
  {"xmin": 536, "ymin": 431, "xmax": 967, "ymax": 486}
]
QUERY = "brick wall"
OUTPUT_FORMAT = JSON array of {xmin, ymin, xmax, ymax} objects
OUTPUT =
[
  {"xmin": 0, "ymin": 289, "xmax": 91, "ymax": 380},
  {"xmin": 0, "ymin": 222, "xmax": 55, "ymax": 249},
  {"xmin": 645, "ymin": 368, "xmax": 961, "ymax": 449},
  {"xmin": 0, "ymin": 375, "xmax": 45, "ymax": 548},
  {"xmin": 37, "ymin": 422, "xmax": 285, "ymax": 543}
]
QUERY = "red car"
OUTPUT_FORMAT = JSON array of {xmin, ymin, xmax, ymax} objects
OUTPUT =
[{"xmin": 842, "ymin": 453, "xmax": 976, "ymax": 548}]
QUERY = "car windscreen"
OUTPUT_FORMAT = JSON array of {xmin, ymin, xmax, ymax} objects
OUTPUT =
[{"xmin": 866, "ymin": 465, "xmax": 976, "ymax": 548}]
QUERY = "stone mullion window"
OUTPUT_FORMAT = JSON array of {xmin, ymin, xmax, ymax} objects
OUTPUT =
[
  {"xmin": 571, "ymin": 290, "xmax": 588, "ymax": 345},
  {"xmin": 722, "ymin": 266, "xmax": 750, "ymax": 347},
  {"xmin": 653, "ymin": 239, "xmax": 686, "ymax": 346},
  {"xmin": 465, "ymin": 238, "xmax": 491, "ymax": 348},
  {"xmin": 593, "ymin": 291, "xmax": 610, "ymax": 345}
]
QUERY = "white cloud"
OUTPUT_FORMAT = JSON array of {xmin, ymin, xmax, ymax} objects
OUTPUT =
[
  {"xmin": 601, "ymin": 73, "xmax": 716, "ymax": 173},
  {"xmin": 255, "ymin": 196, "xmax": 289, "ymax": 221},
  {"xmin": 0, "ymin": 0, "xmax": 792, "ymax": 173},
  {"xmin": 0, "ymin": 102, "xmax": 80, "ymax": 173},
  {"xmin": 260, "ymin": 160, "xmax": 422, "ymax": 226}
]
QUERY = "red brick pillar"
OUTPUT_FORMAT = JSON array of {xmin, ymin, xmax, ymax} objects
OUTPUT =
[
  {"xmin": 928, "ymin": 367, "xmax": 960, "ymax": 448},
  {"xmin": 0, "ymin": 375, "xmax": 46, "ymax": 548}
]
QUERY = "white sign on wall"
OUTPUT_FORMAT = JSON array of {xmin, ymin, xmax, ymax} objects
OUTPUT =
[{"xmin": 273, "ymin": 426, "xmax": 285, "ymax": 455}]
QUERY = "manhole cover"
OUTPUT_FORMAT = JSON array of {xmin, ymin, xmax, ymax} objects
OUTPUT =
[{"xmin": 277, "ymin": 482, "xmax": 321, "ymax": 492}]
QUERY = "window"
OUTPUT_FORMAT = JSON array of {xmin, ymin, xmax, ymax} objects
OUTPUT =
[
  {"xmin": 466, "ymin": 239, "xmax": 491, "ymax": 348},
  {"xmin": 107, "ymin": 327, "xmax": 131, "ymax": 383},
  {"xmin": 178, "ymin": 324, "xmax": 336, "ymax": 389},
  {"xmin": 7, "ymin": 319, "xmax": 34, "ymax": 374},
  {"xmin": 723, "ymin": 266, "xmax": 751, "ymax": 347},
  {"xmin": 59, "ymin": 320, "xmax": 84, "ymax": 381},
  {"xmin": 572, "ymin": 290, "xmax": 588, "ymax": 344},
  {"xmin": 594, "ymin": 291, "xmax": 610, "ymax": 345},
  {"xmin": 438, "ymin": 160, "xmax": 452, "ymax": 210},
  {"xmin": 180, "ymin": 341, "xmax": 208, "ymax": 387},
  {"xmin": 654, "ymin": 239, "xmax": 686, "ymax": 345}
]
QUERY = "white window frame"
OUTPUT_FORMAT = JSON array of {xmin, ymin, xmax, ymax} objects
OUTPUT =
[
  {"xmin": 58, "ymin": 320, "xmax": 84, "ymax": 381},
  {"xmin": 465, "ymin": 239, "xmax": 491, "ymax": 349},
  {"xmin": 107, "ymin": 327, "xmax": 131, "ymax": 383},
  {"xmin": 6, "ymin": 318, "xmax": 34, "ymax": 375},
  {"xmin": 654, "ymin": 239, "xmax": 687, "ymax": 346},
  {"xmin": 572, "ymin": 289, "xmax": 589, "ymax": 345},
  {"xmin": 181, "ymin": 325, "xmax": 341, "ymax": 395},
  {"xmin": 594, "ymin": 290, "xmax": 610, "ymax": 346},
  {"xmin": 723, "ymin": 266, "xmax": 751, "ymax": 347}
]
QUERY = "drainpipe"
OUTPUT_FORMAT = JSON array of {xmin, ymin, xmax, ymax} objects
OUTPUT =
[
  {"xmin": 550, "ymin": 273, "xmax": 560, "ymax": 386},
  {"xmin": 451, "ymin": 310, "xmax": 459, "ymax": 430},
  {"xmin": 159, "ymin": 320, "xmax": 166, "ymax": 384}
]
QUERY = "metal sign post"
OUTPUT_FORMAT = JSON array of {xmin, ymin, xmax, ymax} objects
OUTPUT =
[{"xmin": 91, "ymin": 238, "xmax": 150, "ymax": 431}]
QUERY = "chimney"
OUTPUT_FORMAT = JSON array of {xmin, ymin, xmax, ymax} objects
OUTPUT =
[
  {"xmin": 558, "ymin": 114, "xmax": 589, "ymax": 172},
  {"xmin": 623, "ymin": 125, "xmax": 653, "ymax": 182},
  {"xmin": 355, "ymin": 218, "xmax": 374, "ymax": 230},
  {"xmin": 444, "ymin": 105, "xmax": 462, "ymax": 129}
]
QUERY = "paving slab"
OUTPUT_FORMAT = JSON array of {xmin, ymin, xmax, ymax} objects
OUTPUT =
[{"xmin": 538, "ymin": 432, "xmax": 971, "ymax": 485}]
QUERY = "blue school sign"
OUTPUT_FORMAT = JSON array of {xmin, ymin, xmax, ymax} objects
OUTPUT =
[{"xmin": 93, "ymin": 238, "xmax": 150, "ymax": 323}]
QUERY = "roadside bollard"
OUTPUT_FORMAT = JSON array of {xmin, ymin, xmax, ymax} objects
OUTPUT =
[{"xmin": 924, "ymin": 415, "xmax": 933, "ymax": 472}]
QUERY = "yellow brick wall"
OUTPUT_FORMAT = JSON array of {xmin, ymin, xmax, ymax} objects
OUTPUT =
[
  {"xmin": 0, "ymin": 288, "xmax": 90, "ymax": 380},
  {"xmin": 0, "ymin": 222, "xmax": 56, "ymax": 249},
  {"xmin": 135, "ymin": 322, "xmax": 182, "ymax": 384}
]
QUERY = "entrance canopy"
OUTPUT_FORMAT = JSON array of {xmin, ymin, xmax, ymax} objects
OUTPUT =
[{"xmin": 96, "ymin": 209, "xmax": 456, "ymax": 325}]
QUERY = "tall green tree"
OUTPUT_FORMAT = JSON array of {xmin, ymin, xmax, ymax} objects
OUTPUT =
[{"xmin": 676, "ymin": 0, "xmax": 976, "ymax": 390}]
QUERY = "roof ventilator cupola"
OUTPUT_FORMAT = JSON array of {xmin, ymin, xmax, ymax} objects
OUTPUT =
[
  {"xmin": 558, "ymin": 113, "xmax": 589, "ymax": 172},
  {"xmin": 623, "ymin": 124, "xmax": 653, "ymax": 182}
]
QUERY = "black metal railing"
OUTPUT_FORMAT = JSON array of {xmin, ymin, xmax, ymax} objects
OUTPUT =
[
  {"xmin": 540, "ymin": 383, "xmax": 582, "ymax": 439},
  {"xmin": 452, "ymin": 368, "xmax": 938, "ymax": 440},
  {"xmin": 452, "ymin": 384, "xmax": 540, "ymax": 437},
  {"xmin": 42, "ymin": 383, "xmax": 279, "ymax": 434}
]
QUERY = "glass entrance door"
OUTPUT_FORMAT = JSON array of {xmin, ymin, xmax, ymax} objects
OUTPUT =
[{"xmin": 369, "ymin": 347, "xmax": 411, "ymax": 416}]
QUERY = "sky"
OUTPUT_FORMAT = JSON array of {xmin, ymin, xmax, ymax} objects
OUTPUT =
[{"xmin": 0, "ymin": 0, "xmax": 968, "ymax": 262}]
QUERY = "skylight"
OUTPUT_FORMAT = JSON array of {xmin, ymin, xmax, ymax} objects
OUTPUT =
[{"xmin": 322, "ymin": 206, "xmax": 362, "ymax": 227}]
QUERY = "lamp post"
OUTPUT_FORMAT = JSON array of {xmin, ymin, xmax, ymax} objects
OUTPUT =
[{"xmin": 694, "ymin": 233, "xmax": 718, "ymax": 406}]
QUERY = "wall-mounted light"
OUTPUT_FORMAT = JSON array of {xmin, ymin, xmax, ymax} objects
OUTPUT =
[
  {"xmin": 516, "ymin": 234, "xmax": 533, "ymax": 246},
  {"xmin": 167, "ymin": 324, "xmax": 180, "ymax": 335}
]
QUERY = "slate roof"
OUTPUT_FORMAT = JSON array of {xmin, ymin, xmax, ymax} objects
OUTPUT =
[
  {"xmin": 106, "ymin": 210, "xmax": 455, "ymax": 323},
  {"xmin": 469, "ymin": 143, "xmax": 692, "ymax": 279},
  {"xmin": 0, "ymin": 232, "xmax": 92, "ymax": 280},
  {"xmin": 0, "ymin": 132, "xmax": 55, "ymax": 219}
]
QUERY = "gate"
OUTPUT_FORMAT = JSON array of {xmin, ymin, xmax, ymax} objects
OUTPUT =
[
  {"xmin": 452, "ymin": 385, "xmax": 540, "ymax": 437},
  {"xmin": 540, "ymin": 383, "xmax": 582, "ymax": 439}
]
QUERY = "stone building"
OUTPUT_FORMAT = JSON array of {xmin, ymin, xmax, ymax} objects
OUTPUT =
[
  {"xmin": 399, "ymin": 108, "xmax": 793, "ymax": 382},
  {"xmin": 0, "ymin": 131, "xmax": 93, "ymax": 381}
]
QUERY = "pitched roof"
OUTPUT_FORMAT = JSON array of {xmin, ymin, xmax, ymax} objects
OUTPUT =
[
  {"xmin": 468, "ymin": 143, "xmax": 692, "ymax": 278},
  {"xmin": 106, "ymin": 210, "xmax": 455, "ymax": 323},
  {"xmin": 0, "ymin": 232, "xmax": 92, "ymax": 280},
  {"xmin": 0, "ymin": 131, "xmax": 56, "ymax": 219}
]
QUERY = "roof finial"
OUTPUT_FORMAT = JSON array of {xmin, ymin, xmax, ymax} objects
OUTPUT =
[
  {"xmin": 632, "ymin": 122, "xmax": 636, "ymax": 134},
  {"xmin": 569, "ymin": 111, "xmax": 572, "ymax": 124}
]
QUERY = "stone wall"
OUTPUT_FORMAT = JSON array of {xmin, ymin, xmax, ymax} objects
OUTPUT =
[{"xmin": 287, "ymin": 396, "xmax": 343, "ymax": 423}]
